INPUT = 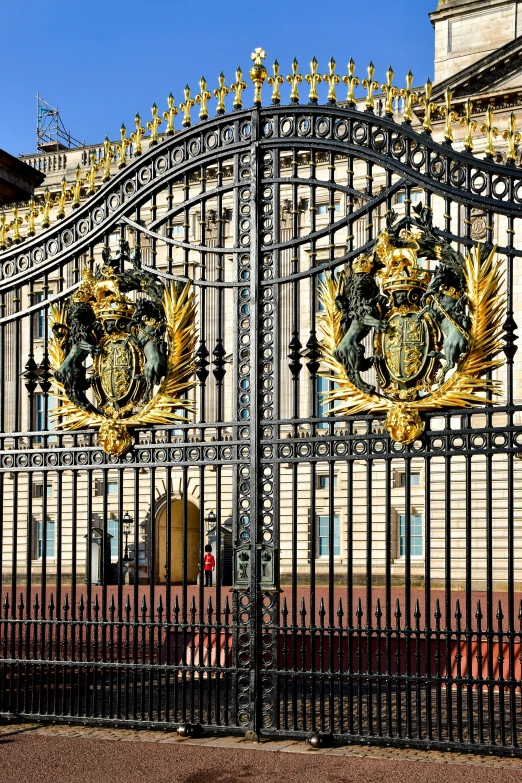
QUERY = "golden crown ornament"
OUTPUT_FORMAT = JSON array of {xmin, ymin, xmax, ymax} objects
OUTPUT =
[
  {"xmin": 318, "ymin": 203, "xmax": 505, "ymax": 446},
  {"xmin": 48, "ymin": 240, "xmax": 197, "ymax": 456}
]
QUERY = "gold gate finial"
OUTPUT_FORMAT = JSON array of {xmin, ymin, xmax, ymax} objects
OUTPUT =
[
  {"xmin": 85, "ymin": 151, "xmax": 99, "ymax": 195},
  {"xmin": 40, "ymin": 188, "xmax": 52, "ymax": 228},
  {"xmin": 250, "ymin": 47, "xmax": 267, "ymax": 106},
  {"xmin": 11, "ymin": 206, "xmax": 23, "ymax": 244},
  {"xmin": 101, "ymin": 135, "xmax": 114, "ymax": 182},
  {"xmin": 267, "ymin": 60, "xmax": 284, "ymax": 105},
  {"xmin": 71, "ymin": 165, "xmax": 84, "ymax": 209},
  {"xmin": 441, "ymin": 89, "xmax": 458, "ymax": 143},
  {"xmin": 401, "ymin": 70, "xmax": 417, "ymax": 123},
  {"xmin": 342, "ymin": 58, "xmax": 359, "ymax": 107},
  {"xmin": 131, "ymin": 113, "xmax": 146, "ymax": 155},
  {"xmin": 25, "ymin": 198, "xmax": 39, "ymax": 236},
  {"xmin": 231, "ymin": 66, "xmax": 247, "ymax": 110},
  {"xmin": 418, "ymin": 78, "xmax": 438, "ymax": 134},
  {"xmin": 180, "ymin": 85, "xmax": 195, "ymax": 127},
  {"xmin": 306, "ymin": 57, "xmax": 322, "ymax": 104},
  {"xmin": 381, "ymin": 66, "xmax": 398, "ymax": 116},
  {"xmin": 214, "ymin": 72, "xmax": 230, "ymax": 115},
  {"xmin": 481, "ymin": 105, "xmax": 499, "ymax": 158},
  {"xmin": 460, "ymin": 98, "xmax": 478, "ymax": 152},
  {"xmin": 163, "ymin": 94, "xmax": 178, "ymax": 136},
  {"xmin": 324, "ymin": 57, "xmax": 340, "ymax": 105},
  {"xmin": 116, "ymin": 124, "xmax": 130, "ymax": 168},
  {"xmin": 502, "ymin": 111, "xmax": 521, "ymax": 163},
  {"xmin": 287, "ymin": 58, "xmax": 303, "ymax": 104},
  {"xmin": 196, "ymin": 77, "xmax": 212, "ymax": 120},
  {"xmin": 147, "ymin": 103, "xmax": 162, "ymax": 146},
  {"xmin": 362, "ymin": 62, "xmax": 379, "ymax": 111},
  {"xmin": 55, "ymin": 177, "xmax": 69, "ymax": 220},
  {"xmin": 0, "ymin": 212, "xmax": 7, "ymax": 249}
]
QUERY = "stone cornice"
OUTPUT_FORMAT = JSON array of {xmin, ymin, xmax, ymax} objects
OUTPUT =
[
  {"xmin": 430, "ymin": 0, "xmax": 516, "ymax": 26},
  {"xmin": 432, "ymin": 35, "xmax": 522, "ymax": 98}
]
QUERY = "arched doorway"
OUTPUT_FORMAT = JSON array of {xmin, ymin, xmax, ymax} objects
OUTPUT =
[{"xmin": 156, "ymin": 499, "xmax": 200, "ymax": 584}]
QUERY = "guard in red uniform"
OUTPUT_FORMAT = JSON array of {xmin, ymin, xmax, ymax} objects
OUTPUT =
[{"xmin": 203, "ymin": 544, "xmax": 215, "ymax": 587}]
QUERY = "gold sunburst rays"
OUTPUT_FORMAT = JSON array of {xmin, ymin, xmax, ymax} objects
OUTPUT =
[
  {"xmin": 317, "ymin": 245, "xmax": 505, "ymax": 441},
  {"xmin": 48, "ymin": 280, "xmax": 198, "ymax": 447}
]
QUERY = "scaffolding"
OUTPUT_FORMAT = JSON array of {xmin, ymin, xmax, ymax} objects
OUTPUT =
[{"xmin": 36, "ymin": 94, "xmax": 82, "ymax": 152}]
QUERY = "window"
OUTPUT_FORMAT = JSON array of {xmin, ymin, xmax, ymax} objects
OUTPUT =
[
  {"xmin": 32, "ymin": 483, "xmax": 53, "ymax": 498},
  {"xmin": 317, "ymin": 475, "xmax": 338, "ymax": 490},
  {"xmin": 36, "ymin": 519, "xmax": 55, "ymax": 559},
  {"xmin": 316, "ymin": 268, "xmax": 328, "ymax": 311},
  {"xmin": 172, "ymin": 224, "xmax": 184, "ymax": 235},
  {"xmin": 317, "ymin": 203, "xmax": 340, "ymax": 215},
  {"xmin": 399, "ymin": 514, "xmax": 423, "ymax": 557},
  {"xmin": 317, "ymin": 376, "xmax": 330, "ymax": 425},
  {"xmin": 36, "ymin": 394, "xmax": 54, "ymax": 435},
  {"xmin": 35, "ymin": 293, "xmax": 45, "ymax": 339},
  {"xmin": 317, "ymin": 515, "xmax": 341, "ymax": 558},
  {"xmin": 397, "ymin": 191, "xmax": 423, "ymax": 204},
  {"xmin": 107, "ymin": 518, "xmax": 119, "ymax": 560},
  {"xmin": 399, "ymin": 472, "xmax": 421, "ymax": 487},
  {"xmin": 95, "ymin": 480, "xmax": 118, "ymax": 497}
]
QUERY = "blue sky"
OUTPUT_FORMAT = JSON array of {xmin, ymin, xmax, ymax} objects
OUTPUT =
[{"xmin": 2, "ymin": 0, "xmax": 435, "ymax": 156}]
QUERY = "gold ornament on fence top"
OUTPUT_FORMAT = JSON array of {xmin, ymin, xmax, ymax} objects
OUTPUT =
[
  {"xmin": 287, "ymin": 58, "xmax": 303, "ymax": 104},
  {"xmin": 163, "ymin": 94, "xmax": 178, "ymax": 136},
  {"xmin": 131, "ymin": 113, "xmax": 146, "ymax": 155},
  {"xmin": 461, "ymin": 99, "xmax": 478, "ymax": 152},
  {"xmin": 362, "ymin": 62, "xmax": 379, "ymax": 111},
  {"xmin": 25, "ymin": 198, "xmax": 39, "ymax": 236},
  {"xmin": 214, "ymin": 72, "xmax": 229, "ymax": 115},
  {"xmin": 305, "ymin": 57, "xmax": 322, "ymax": 104},
  {"xmin": 71, "ymin": 165, "xmax": 84, "ymax": 209},
  {"xmin": 342, "ymin": 58, "xmax": 359, "ymax": 107},
  {"xmin": 117, "ymin": 124, "xmax": 130, "ymax": 168},
  {"xmin": 40, "ymin": 188, "xmax": 52, "ymax": 228},
  {"xmin": 324, "ymin": 57, "xmax": 340, "ymax": 105},
  {"xmin": 180, "ymin": 85, "xmax": 195, "ymax": 128},
  {"xmin": 147, "ymin": 103, "xmax": 162, "ymax": 146},
  {"xmin": 0, "ymin": 212, "xmax": 7, "ymax": 249},
  {"xmin": 318, "ymin": 205, "xmax": 505, "ymax": 446},
  {"xmin": 381, "ymin": 66, "xmax": 398, "ymax": 117},
  {"xmin": 231, "ymin": 66, "xmax": 247, "ymax": 110},
  {"xmin": 48, "ymin": 241, "xmax": 197, "ymax": 457},
  {"xmin": 85, "ymin": 152, "xmax": 99, "ymax": 195},
  {"xmin": 11, "ymin": 206, "xmax": 22, "ymax": 244},
  {"xmin": 481, "ymin": 105, "xmax": 499, "ymax": 158},
  {"xmin": 101, "ymin": 136, "xmax": 114, "ymax": 182},
  {"xmin": 267, "ymin": 60, "xmax": 284, "ymax": 105},
  {"xmin": 418, "ymin": 78, "xmax": 438, "ymax": 134},
  {"xmin": 401, "ymin": 70, "xmax": 417, "ymax": 123},
  {"xmin": 502, "ymin": 112, "xmax": 521, "ymax": 163},
  {"xmin": 55, "ymin": 178, "xmax": 69, "ymax": 220},
  {"xmin": 441, "ymin": 89, "xmax": 458, "ymax": 144},
  {"xmin": 196, "ymin": 77, "xmax": 211, "ymax": 121}
]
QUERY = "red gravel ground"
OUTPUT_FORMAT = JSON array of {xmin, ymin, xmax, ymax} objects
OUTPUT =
[{"xmin": 1, "ymin": 727, "xmax": 522, "ymax": 783}]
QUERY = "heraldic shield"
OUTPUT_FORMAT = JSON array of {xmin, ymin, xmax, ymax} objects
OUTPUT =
[
  {"xmin": 319, "ymin": 203, "xmax": 506, "ymax": 446},
  {"xmin": 48, "ymin": 240, "xmax": 197, "ymax": 456}
]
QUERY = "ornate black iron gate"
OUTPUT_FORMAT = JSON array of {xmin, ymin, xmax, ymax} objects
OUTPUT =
[{"xmin": 1, "ymin": 55, "xmax": 522, "ymax": 755}]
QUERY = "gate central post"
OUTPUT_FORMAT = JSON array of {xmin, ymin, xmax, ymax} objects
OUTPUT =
[{"xmin": 233, "ymin": 106, "xmax": 280, "ymax": 735}]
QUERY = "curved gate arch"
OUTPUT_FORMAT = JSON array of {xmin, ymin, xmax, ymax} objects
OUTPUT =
[{"xmin": 1, "ymin": 59, "xmax": 522, "ymax": 754}]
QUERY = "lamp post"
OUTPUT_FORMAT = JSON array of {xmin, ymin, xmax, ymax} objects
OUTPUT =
[
  {"xmin": 122, "ymin": 511, "xmax": 133, "ymax": 563},
  {"xmin": 204, "ymin": 508, "xmax": 216, "ymax": 539}
]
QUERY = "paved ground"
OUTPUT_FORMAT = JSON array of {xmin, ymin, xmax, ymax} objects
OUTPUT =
[{"xmin": 1, "ymin": 723, "xmax": 522, "ymax": 783}]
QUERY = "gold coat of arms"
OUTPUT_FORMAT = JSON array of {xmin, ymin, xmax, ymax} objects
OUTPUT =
[
  {"xmin": 49, "ymin": 240, "xmax": 196, "ymax": 456},
  {"xmin": 319, "ymin": 204, "xmax": 505, "ymax": 445}
]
